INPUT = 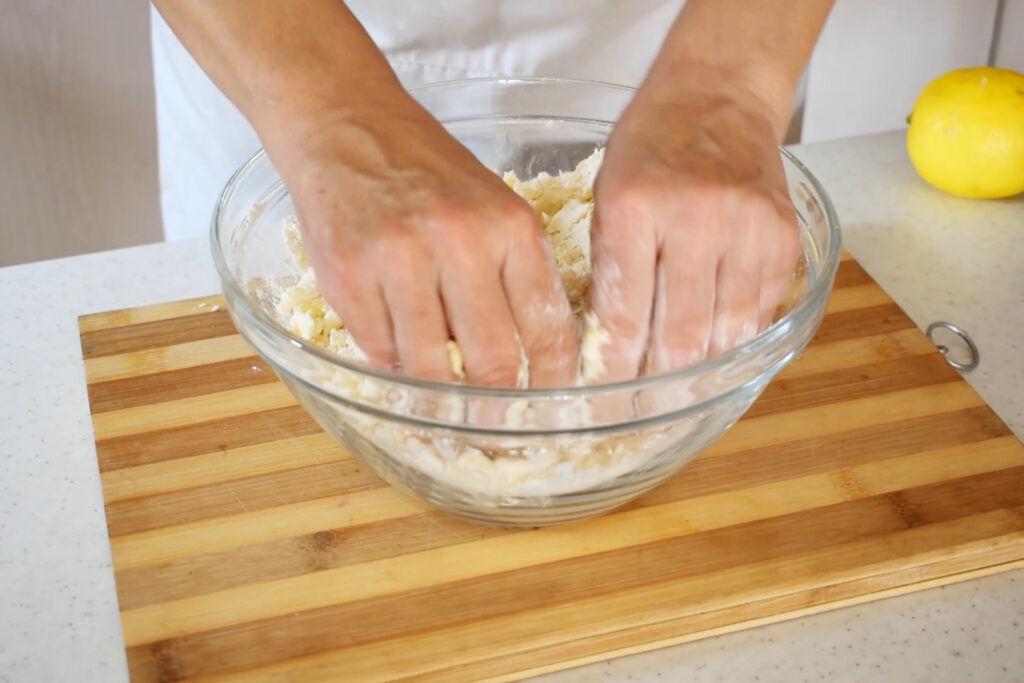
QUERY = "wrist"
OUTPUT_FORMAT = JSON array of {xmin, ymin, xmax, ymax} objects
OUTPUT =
[
  {"xmin": 636, "ymin": 61, "xmax": 794, "ymax": 142},
  {"xmin": 252, "ymin": 72, "xmax": 423, "ymax": 181},
  {"xmin": 252, "ymin": 67, "xmax": 406, "ymax": 137}
]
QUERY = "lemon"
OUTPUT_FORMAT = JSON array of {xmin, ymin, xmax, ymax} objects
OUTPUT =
[{"xmin": 907, "ymin": 67, "xmax": 1024, "ymax": 199}]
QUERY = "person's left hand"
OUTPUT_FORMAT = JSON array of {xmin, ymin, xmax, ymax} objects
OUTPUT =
[{"xmin": 589, "ymin": 77, "xmax": 801, "ymax": 381}]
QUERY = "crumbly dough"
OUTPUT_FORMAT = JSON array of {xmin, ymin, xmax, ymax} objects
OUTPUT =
[
  {"xmin": 273, "ymin": 148, "xmax": 682, "ymax": 499},
  {"xmin": 502, "ymin": 148, "xmax": 601, "ymax": 320}
]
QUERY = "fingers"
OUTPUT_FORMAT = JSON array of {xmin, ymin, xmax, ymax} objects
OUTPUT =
[
  {"xmin": 707, "ymin": 197, "xmax": 801, "ymax": 356},
  {"xmin": 321, "ymin": 210, "xmax": 581, "ymax": 389},
  {"xmin": 631, "ymin": 198, "xmax": 798, "ymax": 372},
  {"xmin": 440, "ymin": 263, "xmax": 524, "ymax": 388},
  {"xmin": 502, "ymin": 229, "xmax": 579, "ymax": 389},
  {"xmin": 381, "ymin": 259, "xmax": 457, "ymax": 383},
  {"xmin": 709, "ymin": 245, "xmax": 762, "ymax": 357},
  {"xmin": 316, "ymin": 261, "xmax": 399, "ymax": 370},
  {"xmin": 588, "ymin": 190, "xmax": 658, "ymax": 383},
  {"xmin": 759, "ymin": 267, "xmax": 791, "ymax": 329},
  {"xmin": 643, "ymin": 229, "xmax": 717, "ymax": 375},
  {"xmin": 759, "ymin": 204, "xmax": 802, "ymax": 328}
]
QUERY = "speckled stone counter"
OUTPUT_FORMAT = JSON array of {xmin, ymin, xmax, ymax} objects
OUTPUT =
[{"xmin": 1, "ymin": 131, "xmax": 1021, "ymax": 682}]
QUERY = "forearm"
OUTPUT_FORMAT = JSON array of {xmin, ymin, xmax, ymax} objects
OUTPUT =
[
  {"xmin": 643, "ymin": 0, "xmax": 834, "ymax": 139},
  {"xmin": 151, "ymin": 0, "xmax": 405, "ymax": 135}
]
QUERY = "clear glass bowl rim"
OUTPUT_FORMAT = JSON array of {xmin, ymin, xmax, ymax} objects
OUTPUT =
[{"xmin": 210, "ymin": 76, "xmax": 842, "ymax": 400}]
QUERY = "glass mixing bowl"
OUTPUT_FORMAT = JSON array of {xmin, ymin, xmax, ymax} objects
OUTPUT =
[{"xmin": 211, "ymin": 78, "xmax": 841, "ymax": 526}]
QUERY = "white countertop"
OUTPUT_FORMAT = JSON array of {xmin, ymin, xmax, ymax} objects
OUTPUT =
[{"xmin": 1, "ymin": 131, "xmax": 1022, "ymax": 682}]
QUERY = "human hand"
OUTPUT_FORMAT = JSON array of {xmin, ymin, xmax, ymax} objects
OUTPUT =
[
  {"xmin": 264, "ymin": 89, "xmax": 579, "ymax": 388},
  {"xmin": 589, "ymin": 80, "xmax": 801, "ymax": 381}
]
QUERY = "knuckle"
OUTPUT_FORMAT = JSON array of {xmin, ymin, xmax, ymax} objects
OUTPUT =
[
  {"xmin": 315, "ymin": 254, "xmax": 359, "ymax": 293},
  {"xmin": 499, "ymin": 201, "xmax": 545, "ymax": 245},
  {"xmin": 425, "ymin": 199, "xmax": 475, "ymax": 231},
  {"xmin": 500, "ymin": 195, "xmax": 540, "ymax": 224},
  {"xmin": 601, "ymin": 312, "xmax": 647, "ymax": 350},
  {"xmin": 374, "ymin": 223, "xmax": 420, "ymax": 257},
  {"xmin": 597, "ymin": 174, "xmax": 664, "ymax": 223},
  {"xmin": 461, "ymin": 334, "xmax": 524, "ymax": 387},
  {"xmin": 526, "ymin": 329, "xmax": 577, "ymax": 367}
]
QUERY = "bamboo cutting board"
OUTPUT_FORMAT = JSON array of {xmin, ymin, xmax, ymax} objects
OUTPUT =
[{"xmin": 80, "ymin": 254, "xmax": 1024, "ymax": 683}]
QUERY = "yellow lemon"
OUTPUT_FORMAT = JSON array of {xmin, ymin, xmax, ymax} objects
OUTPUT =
[{"xmin": 907, "ymin": 66, "xmax": 1024, "ymax": 199}]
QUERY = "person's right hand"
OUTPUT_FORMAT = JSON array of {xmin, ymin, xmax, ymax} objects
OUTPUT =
[{"xmin": 261, "ymin": 86, "xmax": 580, "ymax": 388}]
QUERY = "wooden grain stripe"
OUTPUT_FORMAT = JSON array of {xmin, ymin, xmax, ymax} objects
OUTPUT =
[
  {"xmin": 122, "ymin": 465, "xmax": 1024, "ymax": 671},
  {"xmin": 106, "ymin": 383, "xmax": 984, "ymax": 574},
  {"xmin": 706, "ymin": 382, "xmax": 981, "ymax": 456},
  {"xmin": 96, "ymin": 405, "xmax": 321, "ymax": 472},
  {"xmin": 87, "ymin": 357, "xmax": 275, "ymax": 414},
  {"xmin": 80, "ymin": 310, "xmax": 236, "ymax": 360},
  {"xmin": 86, "ymin": 297, "xmax": 914, "ymax": 420},
  {"xmin": 746, "ymin": 352, "xmax": 959, "ymax": 419},
  {"xmin": 110, "ymin": 487, "xmax": 426, "ymax": 572},
  {"xmin": 260, "ymin": 527, "xmax": 1024, "ymax": 683},
  {"xmin": 80, "ymin": 313, "xmax": 915, "ymax": 402},
  {"xmin": 117, "ymin": 444, "xmax": 1024, "ymax": 646},
  {"xmin": 90, "ymin": 382, "xmax": 298, "ymax": 441},
  {"xmin": 81, "ymin": 263, "xmax": 1024, "ymax": 683},
  {"xmin": 111, "ymin": 415, "xmax": 1012, "ymax": 610},
  {"xmin": 83, "ymin": 335, "xmax": 257, "ymax": 384},
  {"xmin": 94, "ymin": 329, "xmax": 937, "ymax": 499},
  {"xmin": 832, "ymin": 259, "xmax": 873, "ymax": 289},
  {"xmin": 99, "ymin": 350, "xmax": 946, "ymax": 520},
  {"xmin": 78, "ymin": 295, "xmax": 226, "ymax": 333},
  {"xmin": 101, "ymin": 433, "xmax": 344, "ymax": 504},
  {"xmin": 778, "ymin": 328, "xmax": 935, "ymax": 380},
  {"xmin": 82, "ymin": 293, "xmax": 904, "ymax": 421},
  {"xmin": 91, "ymin": 323, "xmax": 944, "ymax": 465},
  {"xmin": 100, "ymin": 354, "xmax": 957, "ymax": 535},
  {"xmin": 640, "ymin": 406, "xmax": 1011, "ymax": 507},
  {"xmin": 106, "ymin": 458, "xmax": 385, "ymax": 537},
  {"xmin": 98, "ymin": 331, "xmax": 936, "ymax": 502},
  {"xmin": 823, "ymin": 283, "xmax": 893, "ymax": 314},
  {"xmin": 811, "ymin": 302, "xmax": 913, "ymax": 345},
  {"xmin": 79, "ymin": 292, "xmax": 886, "ymax": 414},
  {"xmin": 114, "ymin": 511, "xmax": 509, "ymax": 610},
  {"xmin": 407, "ymin": 555, "xmax": 1024, "ymax": 683}
]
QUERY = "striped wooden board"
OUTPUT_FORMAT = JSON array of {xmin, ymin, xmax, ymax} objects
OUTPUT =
[{"xmin": 80, "ymin": 254, "xmax": 1024, "ymax": 683}]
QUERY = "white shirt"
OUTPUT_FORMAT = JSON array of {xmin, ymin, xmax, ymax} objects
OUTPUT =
[{"xmin": 150, "ymin": 1, "xmax": 683, "ymax": 241}]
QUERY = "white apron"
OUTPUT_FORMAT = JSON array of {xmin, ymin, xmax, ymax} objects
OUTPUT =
[{"xmin": 151, "ymin": 1, "xmax": 684, "ymax": 241}]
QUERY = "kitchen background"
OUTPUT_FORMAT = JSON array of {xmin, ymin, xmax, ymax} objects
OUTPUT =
[{"xmin": 1, "ymin": 0, "xmax": 1021, "ymax": 268}]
